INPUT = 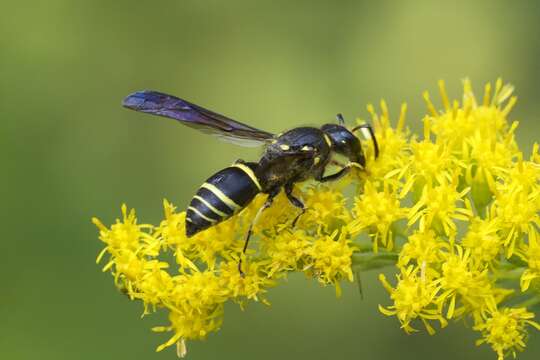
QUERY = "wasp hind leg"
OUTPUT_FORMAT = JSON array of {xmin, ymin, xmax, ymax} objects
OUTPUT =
[
  {"xmin": 238, "ymin": 189, "xmax": 279, "ymax": 276},
  {"xmin": 285, "ymin": 184, "xmax": 306, "ymax": 227}
]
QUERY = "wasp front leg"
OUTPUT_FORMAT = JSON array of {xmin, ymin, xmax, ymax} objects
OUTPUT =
[
  {"xmin": 285, "ymin": 183, "xmax": 306, "ymax": 227},
  {"xmin": 316, "ymin": 161, "xmax": 364, "ymax": 183},
  {"xmin": 317, "ymin": 166, "xmax": 351, "ymax": 182}
]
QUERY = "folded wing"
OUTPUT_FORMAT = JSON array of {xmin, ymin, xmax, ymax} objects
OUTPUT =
[{"xmin": 123, "ymin": 90, "xmax": 275, "ymax": 147}]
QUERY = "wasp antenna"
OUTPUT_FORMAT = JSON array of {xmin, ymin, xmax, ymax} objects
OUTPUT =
[
  {"xmin": 336, "ymin": 113, "xmax": 345, "ymax": 125},
  {"xmin": 352, "ymin": 123, "xmax": 379, "ymax": 159},
  {"xmin": 351, "ymin": 122, "xmax": 366, "ymax": 132}
]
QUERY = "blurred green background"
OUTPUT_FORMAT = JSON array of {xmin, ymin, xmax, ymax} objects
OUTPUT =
[{"xmin": 2, "ymin": 0, "xmax": 539, "ymax": 359}]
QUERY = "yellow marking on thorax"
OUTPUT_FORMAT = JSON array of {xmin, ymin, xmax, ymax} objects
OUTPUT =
[
  {"xmin": 314, "ymin": 156, "xmax": 321, "ymax": 165},
  {"xmin": 201, "ymin": 183, "xmax": 241, "ymax": 211},
  {"xmin": 232, "ymin": 163, "xmax": 262, "ymax": 191},
  {"xmin": 193, "ymin": 195, "xmax": 227, "ymax": 217},
  {"xmin": 280, "ymin": 144, "xmax": 290, "ymax": 151},
  {"xmin": 301, "ymin": 145, "xmax": 313, "ymax": 151},
  {"xmin": 188, "ymin": 206, "xmax": 217, "ymax": 224},
  {"xmin": 323, "ymin": 133, "xmax": 333, "ymax": 147}
]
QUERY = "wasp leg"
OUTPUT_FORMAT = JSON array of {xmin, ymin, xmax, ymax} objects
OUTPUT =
[
  {"xmin": 285, "ymin": 184, "xmax": 305, "ymax": 227},
  {"xmin": 238, "ymin": 189, "xmax": 279, "ymax": 276},
  {"xmin": 318, "ymin": 160, "xmax": 366, "ymax": 182},
  {"xmin": 351, "ymin": 123, "xmax": 379, "ymax": 159},
  {"xmin": 317, "ymin": 165, "xmax": 351, "ymax": 182}
]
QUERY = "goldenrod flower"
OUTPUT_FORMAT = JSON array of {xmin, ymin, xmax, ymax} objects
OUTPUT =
[
  {"xmin": 462, "ymin": 216, "xmax": 503, "ymax": 266},
  {"xmin": 519, "ymin": 229, "xmax": 540, "ymax": 291},
  {"xmin": 306, "ymin": 230, "xmax": 354, "ymax": 297},
  {"xmin": 298, "ymin": 185, "xmax": 351, "ymax": 230},
  {"xmin": 94, "ymin": 79, "xmax": 539, "ymax": 359},
  {"xmin": 408, "ymin": 117, "xmax": 460, "ymax": 187},
  {"xmin": 408, "ymin": 173, "xmax": 472, "ymax": 237},
  {"xmin": 494, "ymin": 182, "xmax": 540, "ymax": 257},
  {"xmin": 437, "ymin": 245, "xmax": 497, "ymax": 319},
  {"xmin": 349, "ymin": 180, "xmax": 408, "ymax": 251},
  {"xmin": 379, "ymin": 266, "xmax": 446, "ymax": 335},
  {"xmin": 398, "ymin": 229, "xmax": 448, "ymax": 267},
  {"xmin": 474, "ymin": 307, "xmax": 540, "ymax": 360},
  {"xmin": 219, "ymin": 260, "xmax": 275, "ymax": 302},
  {"xmin": 261, "ymin": 229, "xmax": 312, "ymax": 277},
  {"xmin": 363, "ymin": 101, "xmax": 410, "ymax": 183}
]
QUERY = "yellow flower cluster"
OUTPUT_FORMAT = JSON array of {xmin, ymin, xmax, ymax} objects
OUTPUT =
[
  {"xmin": 94, "ymin": 79, "xmax": 539, "ymax": 359},
  {"xmin": 374, "ymin": 79, "xmax": 540, "ymax": 360},
  {"xmin": 93, "ymin": 188, "xmax": 355, "ymax": 356}
]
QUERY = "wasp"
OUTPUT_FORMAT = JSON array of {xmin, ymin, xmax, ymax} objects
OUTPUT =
[{"xmin": 123, "ymin": 90, "xmax": 379, "ymax": 273}]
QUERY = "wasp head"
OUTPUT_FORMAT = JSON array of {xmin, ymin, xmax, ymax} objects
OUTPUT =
[{"xmin": 321, "ymin": 123, "xmax": 366, "ymax": 167}]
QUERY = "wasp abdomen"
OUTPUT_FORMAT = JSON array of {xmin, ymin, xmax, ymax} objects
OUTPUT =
[{"xmin": 186, "ymin": 162, "xmax": 262, "ymax": 237}]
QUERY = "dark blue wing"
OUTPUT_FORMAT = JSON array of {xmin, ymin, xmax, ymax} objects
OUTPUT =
[{"xmin": 123, "ymin": 90, "xmax": 274, "ymax": 147}]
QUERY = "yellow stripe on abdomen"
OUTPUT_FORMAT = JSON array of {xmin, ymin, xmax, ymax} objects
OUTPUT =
[
  {"xmin": 200, "ymin": 183, "xmax": 241, "ymax": 211},
  {"xmin": 188, "ymin": 206, "xmax": 217, "ymax": 224},
  {"xmin": 232, "ymin": 163, "xmax": 262, "ymax": 191},
  {"xmin": 193, "ymin": 195, "xmax": 228, "ymax": 217}
]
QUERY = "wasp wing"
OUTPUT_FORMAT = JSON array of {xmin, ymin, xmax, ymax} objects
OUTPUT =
[{"xmin": 122, "ymin": 90, "xmax": 274, "ymax": 147}]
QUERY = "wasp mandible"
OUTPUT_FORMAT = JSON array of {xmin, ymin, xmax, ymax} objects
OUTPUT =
[{"xmin": 123, "ymin": 91, "xmax": 379, "ymax": 273}]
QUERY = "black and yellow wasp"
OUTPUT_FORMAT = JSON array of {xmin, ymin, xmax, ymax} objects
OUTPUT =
[{"xmin": 123, "ymin": 90, "xmax": 379, "ymax": 272}]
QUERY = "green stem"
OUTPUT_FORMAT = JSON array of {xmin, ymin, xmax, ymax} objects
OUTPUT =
[
  {"xmin": 512, "ymin": 296, "xmax": 540, "ymax": 309},
  {"xmin": 351, "ymin": 252, "xmax": 399, "ymax": 271},
  {"xmin": 355, "ymin": 242, "xmax": 375, "ymax": 252},
  {"xmin": 495, "ymin": 267, "xmax": 525, "ymax": 280},
  {"xmin": 515, "ymin": 296, "xmax": 540, "ymax": 309}
]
